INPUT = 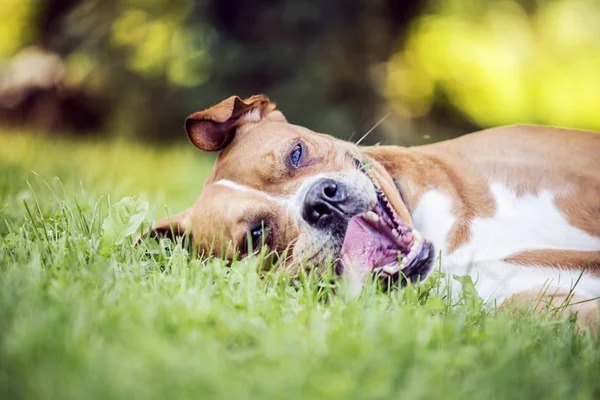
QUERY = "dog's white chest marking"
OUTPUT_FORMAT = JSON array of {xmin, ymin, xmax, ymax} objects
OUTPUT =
[{"xmin": 412, "ymin": 183, "xmax": 600, "ymax": 303}]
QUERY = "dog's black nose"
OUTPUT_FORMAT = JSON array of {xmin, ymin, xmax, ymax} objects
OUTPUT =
[{"xmin": 302, "ymin": 178, "xmax": 348, "ymax": 227}]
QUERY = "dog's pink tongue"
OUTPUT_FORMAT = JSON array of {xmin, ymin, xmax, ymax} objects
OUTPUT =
[{"xmin": 340, "ymin": 216, "xmax": 380, "ymax": 283}]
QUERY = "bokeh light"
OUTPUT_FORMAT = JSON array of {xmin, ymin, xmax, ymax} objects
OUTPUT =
[
  {"xmin": 384, "ymin": 0, "xmax": 600, "ymax": 131},
  {"xmin": 0, "ymin": 0, "xmax": 599, "ymax": 141}
]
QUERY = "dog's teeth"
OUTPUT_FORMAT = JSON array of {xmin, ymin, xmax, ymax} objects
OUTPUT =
[
  {"xmin": 413, "ymin": 230, "xmax": 422, "ymax": 242},
  {"xmin": 411, "ymin": 245, "xmax": 419, "ymax": 256},
  {"xmin": 382, "ymin": 265, "xmax": 398, "ymax": 274},
  {"xmin": 365, "ymin": 211, "xmax": 379, "ymax": 222},
  {"xmin": 392, "ymin": 229, "xmax": 399, "ymax": 237},
  {"xmin": 407, "ymin": 246, "xmax": 418, "ymax": 260}
]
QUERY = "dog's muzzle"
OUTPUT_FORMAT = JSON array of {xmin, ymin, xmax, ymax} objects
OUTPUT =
[
  {"xmin": 302, "ymin": 178, "xmax": 353, "ymax": 228},
  {"xmin": 299, "ymin": 175, "xmax": 433, "ymax": 286}
]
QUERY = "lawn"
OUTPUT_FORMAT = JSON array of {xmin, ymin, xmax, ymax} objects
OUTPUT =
[{"xmin": 1, "ymin": 131, "xmax": 599, "ymax": 400}]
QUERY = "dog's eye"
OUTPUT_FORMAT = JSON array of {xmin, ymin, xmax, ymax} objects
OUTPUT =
[
  {"xmin": 290, "ymin": 143, "xmax": 303, "ymax": 167},
  {"xmin": 244, "ymin": 221, "xmax": 270, "ymax": 254}
]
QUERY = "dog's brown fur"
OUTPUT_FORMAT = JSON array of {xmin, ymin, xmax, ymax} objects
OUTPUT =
[{"xmin": 151, "ymin": 95, "xmax": 600, "ymax": 330}]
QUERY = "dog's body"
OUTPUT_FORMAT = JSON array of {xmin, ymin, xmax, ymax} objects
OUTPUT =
[
  {"xmin": 153, "ymin": 95, "xmax": 600, "ymax": 328},
  {"xmin": 373, "ymin": 126, "xmax": 600, "ymax": 316}
]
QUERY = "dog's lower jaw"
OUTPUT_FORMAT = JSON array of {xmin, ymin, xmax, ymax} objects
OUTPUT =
[
  {"xmin": 337, "ymin": 174, "xmax": 434, "ymax": 287},
  {"xmin": 334, "ymin": 242, "xmax": 435, "ymax": 287},
  {"xmin": 337, "ymin": 242, "xmax": 434, "ymax": 300},
  {"xmin": 398, "ymin": 241, "xmax": 434, "ymax": 285}
]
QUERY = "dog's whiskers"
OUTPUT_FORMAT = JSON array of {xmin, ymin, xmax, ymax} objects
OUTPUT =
[{"xmin": 355, "ymin": 112, "xmax": 391, "ymax": 146}]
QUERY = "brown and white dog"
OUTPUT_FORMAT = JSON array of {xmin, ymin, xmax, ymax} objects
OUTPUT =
[{"xmin": 152, "ymin": 95, "xmax": 600, "ymax": 328}]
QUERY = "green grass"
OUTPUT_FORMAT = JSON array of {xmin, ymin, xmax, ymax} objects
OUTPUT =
[{"xmin": 1, "ymin": 131, "xmax": 599, "ymax": 400}]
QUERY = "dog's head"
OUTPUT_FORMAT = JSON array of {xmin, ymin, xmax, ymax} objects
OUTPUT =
[{"xmin": 152, "ymin": 95, "xmax": 433, "ymax": 283}]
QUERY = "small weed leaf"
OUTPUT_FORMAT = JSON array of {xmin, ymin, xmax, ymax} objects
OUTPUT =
[
  {"xmin": 101, "ymin": 196, "xmax": 148, "ymax": 248},
  {"xmin": 453, "ymin": 274, "xmax": 484, "ymax": 308}
]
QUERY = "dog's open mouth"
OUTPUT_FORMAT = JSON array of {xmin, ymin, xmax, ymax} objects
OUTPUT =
[{"xmin": 340, "ymin": 163, "xmax": 433, "ymax": 284}]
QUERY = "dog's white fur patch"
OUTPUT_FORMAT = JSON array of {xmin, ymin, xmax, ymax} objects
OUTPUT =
[
  {"xmin": 214, "ymin": 176, "xmax": 325, "ymax": 217},
  {"xmin": 411, "ymin": 190, "xmax": 456, "ymax": 255},
  {"xmin": 214, "ymin": 179, "xmax": 286, "ymax": 203},
  {"xmin": 412, "ymin": 184, "xmax": 600, "ymax": 304},
  {"xmin": 214, "ymin": 179, "xmax": 252, "ymax": 193}
]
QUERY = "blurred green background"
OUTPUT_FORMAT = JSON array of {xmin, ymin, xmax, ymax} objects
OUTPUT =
[
  {"xmin": 2, "ymin": 5, "xmax": 600, "ymax": 398},
  {"xmin": 1, "ymin": 0, "xmax": 599, "ymax": 145}
]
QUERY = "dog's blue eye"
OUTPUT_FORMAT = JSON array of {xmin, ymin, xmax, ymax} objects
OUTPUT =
[{"xmin": 290, "ymin": 144, "xmax": 302, "ymax": 167}]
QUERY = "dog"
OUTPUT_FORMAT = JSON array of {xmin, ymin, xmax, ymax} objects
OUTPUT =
[{"xmin": 150, "ymin": 95, "xmax": 600, "ymax": 329}]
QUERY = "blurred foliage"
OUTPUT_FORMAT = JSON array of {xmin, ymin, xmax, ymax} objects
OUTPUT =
[
  {"xmin": 0, "ymin": 0, "xmax": 34, "ymax": 58},
  {"xmin": 0, "ymin": 0, "xmax": 599, "ymax": 144},
  {"xmin": 109, "ymin": 2, "xmax": 211, "ymax": 87},
  {"xmin": 385, "ymin": 0, "xmax": 600, "ymax": 131}
]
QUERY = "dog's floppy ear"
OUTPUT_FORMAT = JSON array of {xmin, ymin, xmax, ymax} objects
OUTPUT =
[
  {"xmin": 150, "ymin": 209, "xmax": 192, "ymax": 242},
  {"xmin": 185, "ymin": 94, "xmax": 283, "ymax": 152}
]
